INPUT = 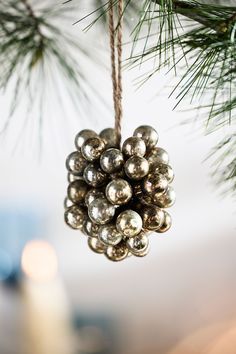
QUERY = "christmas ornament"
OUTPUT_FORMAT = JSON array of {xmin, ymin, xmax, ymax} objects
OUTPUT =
[{"xmin": 64, "ymin": 0, "xmax": 176, "ymax": 261}]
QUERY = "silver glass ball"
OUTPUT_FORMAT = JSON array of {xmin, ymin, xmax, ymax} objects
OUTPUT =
[
  {"xmin": 98, "ymin": 224, "xmax": 123, "ymax": 246},
  {"xmin": 147, "ymin": 147, "xmax": 169, "ymax": 166},
  {"xmin": 83, "ymin": 218, "xmax": 100, "ymax": 237},
  {"xmin": 143, "ymin": 173, "xmax": 168, "ymax": 197},
  {"xmin": 67, "ymin": 180, "xmax": 89, "ymax": 204},
  {"xmin": 124, "ymin": 156, "xmax": 149, "ymax": 180},
  {"xmin": 141, "ymin": 205, "xmax": 165, "ymax": 231},
  {"xmin": 88, "ymin": 197, "xmax": 115, "ymax": 225},
  {"xmin": 105, "ymin": 242, "xmax": 129, "ymax": 262},
  {"xmin": 85, "ymin": 189, "xmax": 105, "ymax": 207},
  {"xmin": 64, "ymin": 197, "xmax": 73, "ymax": 209},
  {"xmin": 122, "ymin": 137, "xmax": 146, "ymax": 157},
  {"xmin": 83, "ymin": 164, "xmax": 107, "ymax": 187},
  {"xmin": 99, "ymin": 128, "xmax": 118, "ymax": 148},
  {"xmin": 88, "ymin": 237, "xmax": 107, "ymax": 254},
  {"xmin": 105, "ymin": 179, "xmax": 132, "ymax": 205},
  {"xmin": 156, "ymin": 211, "xmax": 172, "ymax": 233},
  {"xmin": 75, "ymin": 129, "xmax": 98, "ymax": 149},
  {"xmin": 81, "ymin": 137, "xmax": 106, "ymax": 161},
  {"xmin": 133, "ymin": 125, "xmax": 158, "ymax": 150},
  {"xmin": 64, "ymin": 205, "xmax": 86, "ymax": 230},
  {"xmin": 154, "ymin": 186, "xmax": 176, "ymax": 208},
  {"xmin": 126, "ymin": 232, "xmax": 149, "ymax": 256},
  {"xmin": 151, "ymin": 163, "xmax": 174, "ymax": 183},
  {"xmin": 116, "ymin": 210, "xmax": 142, "ymax": 237},
  {"xmin": 100, "ymin": 148, "xmax": 124, "ymax": 173},
  {"xmin": 66, "ymin": 151, "xmax": 88, "ymax": 176}
]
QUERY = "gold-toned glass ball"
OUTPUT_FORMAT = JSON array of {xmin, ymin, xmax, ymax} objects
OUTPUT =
[
  {"xmin": 83, "ymin": 218, "xmax": 100, "ymax": 237},
  {"xmin": 100, "ymin": 148, "xmax": 124, "ymax": 173},
  {"xmin": 99, "ymin": 128, "xmax": 118, "ymax": 148},
  {"xmin": 64, "ymin": 197, "xmax": 73, "ymax": 209},
  {"xmin": 85, "ymin": 189, "xmax": 105, "ymax": 207},
  {"xmin": 124, "ymin": 156, "xmax": 149, "ymax": 180},
  {"xmin": 88, "ymin": 197, "xmax": 115, "ymax": 225},
  {"xmin": 88, "ymin": 237, "xmax": 107, "ymax": 254},
  {"xmin": 105, "ymin": 242, "xmax": 129, "ymax": 261},
  {"xmin": 83, "ymin": 164, "xmax": 107, "ymax": 187},
  {"xmin": 143, "ymin": 173, "xmax": 168, "ymax": 197},
  {"xmin": 75, "ymin": 129, "xmax": 98, "ymax": 149},
  {"xmin": 138, "ymin": 193, "xmax": 154, "ymax": 206},
  {"xmin": 98, "ymin": 224, "xmax": 123, "ymax": 246},
  {"xmin": 122, "ymin": 137, "xmax": 146, "ymax": 157},
  {"xmin": 81, "ymin": 137, "xmax": 106, "ymax": 161},
  {"xmin": 66, "ymin": 151, "xmax": 88, "ymax": 176},
  {"xmin": 147, "ymin": 147, "xmax": 169, "ymax": 166},
  {"xmin": 64, "ymin": 205, "xmax": 86, "ymax": 230},
  {"xmin": 133, "ymin": 125, "xmax": 158, "ymax": 150},
  {"xmin": 116, "ymin": 209, "xmax": 142, "ymax": 237},
  {"xmin": 154, "ymin": 186, "xmax": 176, "ymax": 208},
  {"xmin": 141, "ymin": 205, "xmax": 165, "ymax": 231},
  {"xmin": 126, "ymin": 232, "xmax": 149, "ymax": 256},
  {"xmin": 156, "ymin": 211, "xmax": 172, "ymax": 233},
  {"xmin": 67, "ymin": 180, "xmax": 89, "ymax": 204},
  {"xmin": 151, "ymin": 163, "xmax": 174, "ymax": 183},
  {"xmin": 105, "ymin": 179, "xmax": 132, "ymax": 205},
  {"xmin": 67, "ymin": 173, "xmax": 83, "ymax": 183}
]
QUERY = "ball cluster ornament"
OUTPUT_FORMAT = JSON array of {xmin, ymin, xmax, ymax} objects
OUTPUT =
[{"xmin": 64, "ymin": 126, "xmax": 176, "ymax": 261}]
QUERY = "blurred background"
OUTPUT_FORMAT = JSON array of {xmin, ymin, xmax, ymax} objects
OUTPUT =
[{"xmin": 0, "ymin": 1, "xmax": 235, "ymax": 354}]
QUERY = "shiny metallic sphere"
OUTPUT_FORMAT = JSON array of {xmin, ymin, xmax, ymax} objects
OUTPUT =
[
  {"xmin": 64, "ymin": 205, "xmax": 86, "ymax": 230},
  {"xmin": 151, "ymin": 163, "xmax": 174, "ymax": 183},
  {"xmin": 66, "ymin": 151, "xmax": 88, "ymax": 176},
  {"xmin": 126, "ymin": 232, "xmax": 149, "ymax": 256},
  {"xmin": 85, "ymin": 189, "xmax": 105, "ymax": 207},
  {"xmin": 81, "ymin": 137, "xmax": 106, "ymax": 161},
  {"xmin": 116, "ymin": 209, "xmax": 142, "ymax": 237},
  {"xmin": 105, "ymin": 242, "xmax": 129, "ymax": 261},
  {"xmin": 141, "ymin": 205, "xmax": 165, "ymax": 231},
  {"xmin": 74, "ymin": 129, "xmax": 97, "ymax": 149},
  {"xmin": 156, "ymin": 211, "xmax": 172, "ymax": 233},
  {"xmin": 67, "ymin": 180, "xmax": 89, "ymax": 204},
  {"xmin": 99, "ymin": 128, "xmax": 118, "ymax": 148},
  {"xmin": 88, "ymin": 197, "xmax": 115, "ymax": 225},
  {"xmin": 83, "ymin": 218, "xmax": 100, "ymax": 237},
  {"xmin": 147, "ymin": 147, "xmax": 169, "ymax": 166},
  {"xmin": 143, "ymin": 173, "xmax": 168, "ymax": 197},
  {"xmin": 124, "ymin": 156, "xmax": 149, "ymax": 180},
  {"xmin": 105, "ymin": 178, "xmax": 132, "ymax": 205},
  {"xmin": 133, "ymin": 125, "xmax": 158, "ymax": 150},
  {"xmin": 100, "ymin": 148, "xmax": 124, "ymax": 173},
  {"xmin": 64, "ymin": 197, "xmax": 73, "ymax": 209},
  {"xmin": 67, "ymin": 173, "xmax": 83, "ymax": 183},
  {"xmin": 154, "ymin": 186, "xmax": 176, "ymax": 208},
  {"xmin": 88, "ymin": 237, "xmax": 107, "ymax": 254},
  {"xmin": 122, "ymin": 137, "xmax": 146, "ymax": 157},
  {"xmin": 98, "ymin": 224, "xmax": 123, "ymax": 246},
  {"xmin": 83, "ymin": 164, "xmax": 107, "ymax": 187}
]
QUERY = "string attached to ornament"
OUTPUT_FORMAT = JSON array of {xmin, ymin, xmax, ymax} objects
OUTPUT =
[{"xmin": 64, "ymin": 1, "xmax": 176, "ymax": 261}]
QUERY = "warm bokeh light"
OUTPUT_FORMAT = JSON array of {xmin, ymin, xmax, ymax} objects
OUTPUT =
[{"xmin": 21, "ymin": 240, "xmax": 58, "ymax": 282}]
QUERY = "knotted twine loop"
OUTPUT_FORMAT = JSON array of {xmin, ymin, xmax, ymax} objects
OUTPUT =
[{"xmin": 108, "ymin": 0, "xmax": 123, "ymax": 147}]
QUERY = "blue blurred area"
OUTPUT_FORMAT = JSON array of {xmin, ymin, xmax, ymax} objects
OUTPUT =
[{"xmin": 0, "ymin": 206, "xmax": 45, "ymax": 282}]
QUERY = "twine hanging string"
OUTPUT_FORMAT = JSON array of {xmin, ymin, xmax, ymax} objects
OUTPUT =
[{"xmin": 108, "ymin": 0, "xmax": 123, "ymax": 147}]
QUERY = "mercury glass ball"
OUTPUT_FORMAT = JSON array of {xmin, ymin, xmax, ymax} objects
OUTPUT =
[
  {"xmin": 81, "ymin": 137, "xmax": 106, "ymax": 161},
  {"xmin": 66, "ymin": 151, "xmax": 88, "ymax": 176},
  {"xmin": 156, "ymin": 211, "xmax": 172, "ymax": 233},
  {"xmin": 100, "ymin": 148, "xmax": 124, "ymax": 173},
  {"xmin": 98, "ymin": 224, "xmax": 123, "ymax": 246},
  {"xmin": 122, "ymin": 137, "xmax": 146, "ymax": 157},
  {"xmin": 105, "ymin": 179, "xmax": 132, "ymax": 205},
  {"xmin": 64, "ymin": 197, "xmax": 73, "ymax": 209},
  {"xmin": 143, "ymin": 173, "xmax": 168, "ymax": 197},
  {"xmin": 67, "ymin": 173, "xmax": 83, "ymax": 183},
  {"xmin": 64, "ymin": 205, "xmax": 86, "ymax": 230},
  {"xmin": 126, "ymin": 232, "xmax": 149, "ymax": 256},
  {"xmin": 151, "ymin": 163, "xmax": 174, "ymax": 183},
  {"xmin": 88, "ymin": 197, "xmax": 115, "ymax": 225},
  {"xmin": 85, "ymin": 189, "xmax": 105, "ymax": 207},
  {"xmin": 74, "ymin": 129, "xmax": 98, "ymax": 149},
  {"xmin": 83, "ymin": 164, "xmax": 107, "ymax": 187},
  {"xmin": 99, "ymin": 128, "xmax": 118, "ymax": 148},
  {"xmin": 133, "ymin": 125, "xmax": 158, "ymax": 150},
  {"xmin": 67, "ymin": 180, "xmax": 89, "ymax": 204},
  {"xmin": 154, "ymin": 186, "xmax": 176, "ymax": 208},
  {"xmin": 116, "ymin": 209, "xmax": 142, "ymax": 237},
  {"xmin": 147, "ymin": 147, "xmax": 169, "ymax": 166},
  {"xmin": 88, "ymin": 237, "xmax": 107, "ymax": 254},
  {"xmin": 106, "ymin": 242, "xmax": 129, "ymax": 261},
  {"xmin": 83, "ymin": 218, "xmax": 100, "ymax": 237},
  {"xmin": 141, "ymin": 205, "xmax": 165, "ymax": 231},
  {"xmin": 124, "ymin": 156, "xmax": 149, "ymax": 180}
]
